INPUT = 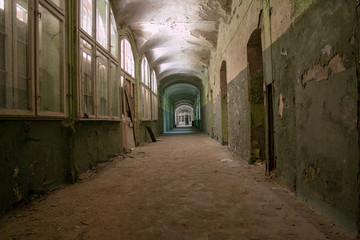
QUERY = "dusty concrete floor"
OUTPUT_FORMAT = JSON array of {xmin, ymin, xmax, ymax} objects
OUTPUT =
[{"xmin": 0, "ymin": 128, "xmax": 354, "ymax": 240}]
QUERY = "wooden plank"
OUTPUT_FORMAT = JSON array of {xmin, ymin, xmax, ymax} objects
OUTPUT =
[
  {"xmin": 146, "ymin": 126, "xmax": 157, "ymax": 142},
  {"xmin": 124, "ymin": 88, "xmax": 135, "ymax": 123},
  {"xmin": 124, "ymin": 88, "xmax": 137, "ymax": 145}
]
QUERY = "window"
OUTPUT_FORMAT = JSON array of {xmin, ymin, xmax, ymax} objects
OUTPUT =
[
  {"xmin": 80, "ymin": 0, "xmax": 92, "ymax": 36},
  {"xmin": 0, "ymin": 0, "xmax": 30, "ymax": 112},
  {"xmin": 110, "ymin": 10, "xmax": 118, "ymax": 58},
  {"xmin": 140, "ymin": 57, "xmax": 151, "ymax": 120},
  {"xmin": 152, "ymin": 94, "xmax": 158, "ymax": 120},
  {"xmin": 97, "ymin": 51, "xmax": 108, "ymax": 116},
  {"xmin": 78, "ymin": 0, "xmax": 119, "ymax": 119},
  {"xmin": 141, "ymin": 57, "xmax": 150, "ymax": 87},
  {"xmin": 111, "ymin": 62, "xmax": 119, "ymax": 117},
  {"xmin": 38, "ymin": 3, "xmax": 65, "ymax": 114},
  {"xmin": 121, "ymin": 38, "xmax": 134, "ymax": 77},
  {"xmin": 141, "ymin": 87, "xmax": 151, "ymax": 120},
  {"xmin": 80, "ymin": 39, "xmax": 94, "ymax": 116},
  {"xmin": 0, "ymin": 0, "xmax": 65, "ymax": 117},
  {"xmin": 151, "ymin": 70, "xmax": 158, "ymax": 120},
  {"xmin": 96, "ymin": 0, "xmax": 108, "ymax": 49},
  {"xmin": 151, "ymin": 70, "xmax": 157, "ymax": 94}
]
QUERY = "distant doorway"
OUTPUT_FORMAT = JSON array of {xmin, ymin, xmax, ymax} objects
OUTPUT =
[
  {"xmin": 247, "ymin": 29, "xmax": 265, "ymax": 163},
  {"xmin": 220, "ymin": 61, "xmax": 228, "ymax": 145}
]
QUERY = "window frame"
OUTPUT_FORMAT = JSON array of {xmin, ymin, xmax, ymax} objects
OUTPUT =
[
  {"xmin": 151, "ymin": 70, "xmax": 158, "ymax": 120},
  {"xmin": 140, "ymin": 56, "xmax": 151, "ymax": 121},
  {"xmin": 120, "ymin": 37, "xmax": 134, "ymax": 78},
  {"xmin": 36, "ymin": 0, "xmax": 66, "ymax": 117},
  {"xmin": 0, "ymin": 0, "xmax": 66, "ymax": 118},
  {"xmin": 77, "ymin": 0, "xmax": 120, "ymax": 120}
]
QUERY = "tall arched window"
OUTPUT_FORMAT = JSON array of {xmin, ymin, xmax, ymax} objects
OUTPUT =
[
  {"xmin": 151, "ymin": 70, "xmax": 158, "ymax": 120},
  {"xmin": 121, "ymin": 38, "xmax": 134, "ymax": 78},
  {"xmin": 141, "ymin": 57, "xmax": 151, "ymax": 120}
]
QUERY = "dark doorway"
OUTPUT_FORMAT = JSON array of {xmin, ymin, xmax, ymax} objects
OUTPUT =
[
  {"xmin": 220, "ymin": 61, "xmax": 228, "ymax": 145},
  {"xmin": 247, "ymin": 29, "xmax": 265, "ymax": 163}
]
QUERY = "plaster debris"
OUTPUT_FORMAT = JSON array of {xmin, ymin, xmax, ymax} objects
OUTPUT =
[
  {"xmin": 321, "ymin": 44, "xmax": 332, "ymax": 56},
  {"xmin": 303, "ymin": 166, "xmax": 320, "ymax": 183},
  {"xmin": 278, "ymin": 94, "xmax": 284, "ymax": 118},
  {"xmin": 349, "ymin": 35, "xmax": 355, "ymax": 44},
  {"xmin": 219, "ymin": 158, "xmax": 233, "ymax": 162},
  {"xmin": 13, "ymin": 167, "xmax": 19, "ymax": 177},
  {"xmin": 13, "ymin": 187, "xmax": 22, "ymax": 201},
  {"xmin": 280, "ymin": 49, "xmax": 288, "ymax": 56}
]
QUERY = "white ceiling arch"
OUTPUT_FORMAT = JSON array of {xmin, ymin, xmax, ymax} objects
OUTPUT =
[{"xmin": 111, "ymin": 0, "xmax": 233, "ymax": 84}]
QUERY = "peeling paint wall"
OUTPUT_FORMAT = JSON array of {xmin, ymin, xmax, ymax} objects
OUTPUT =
[
  {"xmin": 0, "ymin": 121, "xmax": 68, "ymax": 213},
  {"xmin": 270, "ymin": 0, "xmax": 359, "ymax": 234},
  {"xmin": 204, "ymin": 0, "xmax": 360, "ymax": 235},
  {"xmin": 0, "ymin": 120, "xmax": 123, "ymax": 215}
]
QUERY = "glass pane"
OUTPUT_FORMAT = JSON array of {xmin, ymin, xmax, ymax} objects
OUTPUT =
[
  {"xmin": 80, "ymin": 0, "xmax": 92, "ymax": 36},
  {"xmin": 141, "ymin": 86, "xmax": 145, "ymax": 118},
  {"xmin": 110, "ymin": 63, "xmax": 118, "ymax": 116},
  {"xmin": 146, "ymin": 88, "xmax": 150, "ymax": 118},
  {"xmin": 96, "ymin": 0, "xmax": 108, "ymax": 49},
  {"xmin": 141, "ymin": 57, "xmax": 149, "ymax": 86},
  {"xmin": 0, "ymin": 0, "xmax": 6, "ymax": 108},
  {"xmin": 110, "ymin": 10, "xmax": 118, "ymax": 58},
  {"xmin": 152, "ymin": 94, "xmax": 157, "ymax": 120},
  {"xmin": 15, "ymin": 0, "xmax": 30, "ymax": 110},
  {"xmin": 80, "ymin": 39, "xmax": 93, "ymax": 116},
  {"xmin": 121, "ymin": 39, "xmax": 134, "ymax": 77},
  {"xmin": 39, "ymin": 4, "xmax": 63, "ymax": 113},
  {"xmin": 141, "ymin": 87, "xmax": 151, "ymax": 119},
  {"xmin": 97, "ymin": 52, "xmax": 108, "ymax": 115},
  {"xmin": 152, "ymin": 71, "xmax": 157, "ymax": 93},
  {"xmin": 120, "ymin": 39, "xmax": 124, "ymax": 69},
  {"xmin": 0, "ymin": 0, "xmax": 30, "ymax": 110}
]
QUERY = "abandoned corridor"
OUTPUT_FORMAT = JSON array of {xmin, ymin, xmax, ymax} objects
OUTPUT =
[{"xmin": 0, "ymin": 129, "xmax": 352, "ymax": 240}]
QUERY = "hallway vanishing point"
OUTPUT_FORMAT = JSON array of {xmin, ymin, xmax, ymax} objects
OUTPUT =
[{"xmin": 0, "ymin": 129, "xmax": 353, "ymax": 240}]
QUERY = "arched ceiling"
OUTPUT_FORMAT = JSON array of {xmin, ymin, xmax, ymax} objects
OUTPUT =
[
  {"xmin": 111, "ymin": 0, "xmax": 233, "ymax": 83},
  {"xmin": 164, "ymin": 83, "xmax": 199, "ymax": 106}
]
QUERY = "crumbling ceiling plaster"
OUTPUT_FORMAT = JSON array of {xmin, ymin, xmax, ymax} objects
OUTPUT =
[{"xmin": 111, "ymin": 0, "xmax": 232, "ymax": 86}]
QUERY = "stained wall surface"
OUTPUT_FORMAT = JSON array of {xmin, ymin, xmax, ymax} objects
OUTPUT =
[{"xmin": 202, "ymin": 0, "xmax": 359, "ymax": 235}]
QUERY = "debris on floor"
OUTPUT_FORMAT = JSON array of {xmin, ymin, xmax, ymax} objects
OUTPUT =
[{"xmin": 219, "ymin": 158, "xmax": 233, "ymax": 162}]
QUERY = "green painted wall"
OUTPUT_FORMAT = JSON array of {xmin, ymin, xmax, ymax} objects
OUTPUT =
[
  {"xmin": 0, "ymin": 1, "xmax": 124, "ymax": 215},
  {"xmin": 0, "ymin": 121, "xmax": 69, "ymax": 213},
  {"xmin": 269, "ymin": 0, "xmax": 359, "ymax": 234}
]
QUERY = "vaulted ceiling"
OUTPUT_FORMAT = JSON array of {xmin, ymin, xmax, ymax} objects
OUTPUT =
[{"xmin": 111, "ymin": 0, "xmax": 233, "ymax": 104}]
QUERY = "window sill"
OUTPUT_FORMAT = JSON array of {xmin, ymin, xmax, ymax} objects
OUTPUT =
[
  {"xmin": 75, "ymin": 117, "xmax": 122, "ymax": 122},
  {"xmin": 0, "ymin": 115, "xmax": 66, "ymax": 121}
]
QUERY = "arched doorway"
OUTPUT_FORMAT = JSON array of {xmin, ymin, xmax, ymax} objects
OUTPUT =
[
  {"xmin": 220, "ymin": 61, "xmax": 228, "ymax": 145},
  {"xmin": 247, "ymin": 29, "xmax": 265, "ymax": 164}
]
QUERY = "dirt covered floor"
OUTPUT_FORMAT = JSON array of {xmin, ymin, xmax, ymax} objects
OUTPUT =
[{"xmin": 0, "ymin": 128, "xmax": 354, "ymax": 239}]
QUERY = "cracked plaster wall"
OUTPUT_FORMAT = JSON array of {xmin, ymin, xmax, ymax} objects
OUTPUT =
[{"xmin": 204, "ymin": 0, "xmax": 359, "ymax": 235}]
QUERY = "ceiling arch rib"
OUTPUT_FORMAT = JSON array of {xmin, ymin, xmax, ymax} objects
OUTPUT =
[{"xmin": 164, "ymin": 83, "xmax": 199, "ymax": 106}]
